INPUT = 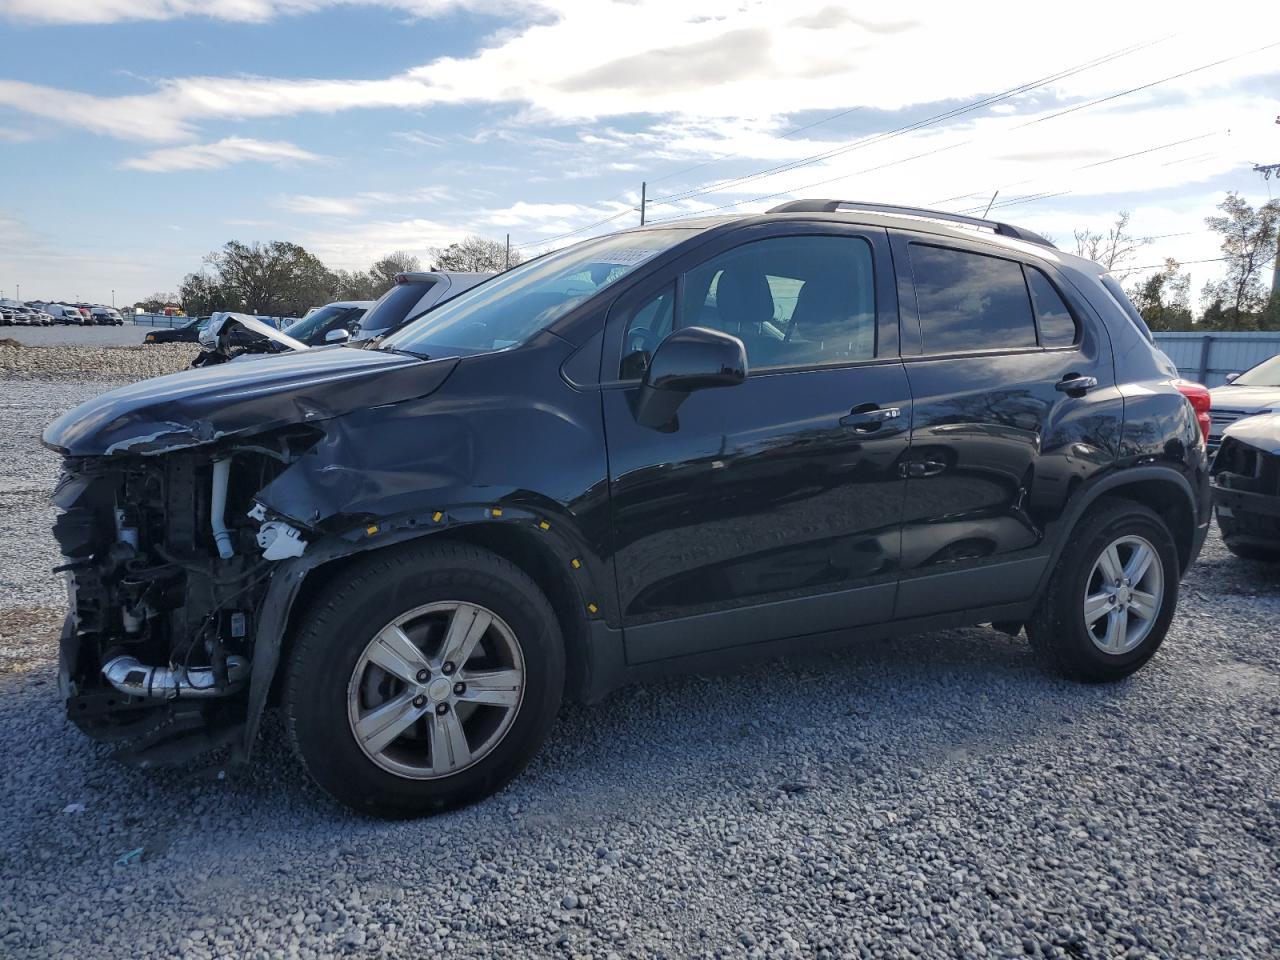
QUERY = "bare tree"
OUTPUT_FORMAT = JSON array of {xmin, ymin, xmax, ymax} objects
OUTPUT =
[
  {"xmin": 1072, "ymin": 211, "xmax": 1149, "ymax": 279},
  {"xmin": 430, "ymin": 235, "xmax": 523, "ymax": 273}
]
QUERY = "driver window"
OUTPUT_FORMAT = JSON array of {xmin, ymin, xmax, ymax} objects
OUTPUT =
[
  {"xmin": 618, "ymin": 284, "xmax": 675, "ymax": 379},
  {"xmin": 680, "ymin": 235, "xmax": 876, "ymax": 370}
]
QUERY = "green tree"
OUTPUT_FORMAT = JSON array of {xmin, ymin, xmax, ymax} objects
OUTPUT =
[
  {"xmin": 1127, "ymin": 258, "xmax": 1193, "ymax": 331},
  {"xmin": 203, "ymin": 240, "xmax": 337, "ymax": 317},
  {"xmin": 178, "ymin": 271, "xmax": 227, "ymax": 317},
  {"xmin": 430, "ymin": 235, "xmax": 522, "ymax": 273},
  {"xmin": 1263, "ymin": 291, "xmax": 1280, "ymax": 331},
  {"xmin": 1199, "ymin": 192, "xmax": 1280, "ymax": 330},
  {"xmin": 136, "ymin": 292, "xmax": 179, "ymax": 313}
]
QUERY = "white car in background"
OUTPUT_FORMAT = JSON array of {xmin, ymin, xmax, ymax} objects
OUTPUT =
[{"xmin": 1208, "ymin": 354, "xmax": 1280, "ymax": 451}]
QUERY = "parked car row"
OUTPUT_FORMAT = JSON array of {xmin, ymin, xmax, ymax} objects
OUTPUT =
[
  {"xmin": 141, "ymin": 271, "xmax": 493, "ymax": 364},
  {"xmin": 0, "ymin": 299, "xmax": 124, "ymax": 326}
]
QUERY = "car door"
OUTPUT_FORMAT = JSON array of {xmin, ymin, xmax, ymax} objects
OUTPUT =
[
  {"xmin": 601, "ymin": 224, "xmax": 912, "ymax": 664},
  {"xmin": 891, "ymin": 231, "xmax": 1120, "ymax": 618}
]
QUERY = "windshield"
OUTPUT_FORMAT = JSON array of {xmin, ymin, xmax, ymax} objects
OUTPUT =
[
  {"xmin": 283, "ymin": 304, "xmax": 363, "ymax": 344},
  {"xmin": 1232, "ymin": 355, "xmax": 1280, "ymax": 387},
  {"xmin": 384, "ymin": 229, "xmax": 694, "ymax": 358}
]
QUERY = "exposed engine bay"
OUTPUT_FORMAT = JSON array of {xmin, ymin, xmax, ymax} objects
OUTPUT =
[
  {"xmin": 192, "ymin": 312, "xmax": 309, "ymax": 367},
  {"xmin": 52, "ymin": 431, "xmax": 318, "ymax": 764}
]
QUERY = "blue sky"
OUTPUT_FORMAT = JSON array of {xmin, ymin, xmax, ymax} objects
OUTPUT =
[{"xmin": 0, "ymin": 0, "xmax": 1276, "ymax": 305}]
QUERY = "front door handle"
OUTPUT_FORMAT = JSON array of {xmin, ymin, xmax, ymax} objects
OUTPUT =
[
  {"xmin": 840, "ymin": 404, "xmax": 902, "ymax": 433},
  {"xmin": 1056, "ymin": 374, "xmax": 1098, "ymax": 395}
]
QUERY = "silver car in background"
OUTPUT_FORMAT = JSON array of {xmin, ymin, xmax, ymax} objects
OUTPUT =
[{"xmin": 1208, "ymin": 354, "xmax": 1280, "ymax": 451}]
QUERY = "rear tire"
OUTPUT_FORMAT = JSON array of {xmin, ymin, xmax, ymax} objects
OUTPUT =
[
  {"xmin": 1027, "ymin": 500, "xmax": 1179, "ymax": 682},
  {"xmin": 283, "ymin": 541, "xmax": 564, "ymax": 819}
]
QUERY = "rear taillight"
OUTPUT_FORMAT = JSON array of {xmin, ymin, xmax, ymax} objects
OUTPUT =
[{"xmin": 1173, "ymin": 379, "xmax": 1211, "ymax": 445}]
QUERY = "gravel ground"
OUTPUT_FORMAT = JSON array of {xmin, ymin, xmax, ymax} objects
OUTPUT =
[{"xmin": 1, "ymin": 375, "xmax": 1278, "ymax": 960}]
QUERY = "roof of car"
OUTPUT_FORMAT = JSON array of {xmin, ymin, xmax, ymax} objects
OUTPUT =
[
  {"xmin": 624, "ymin": 199, "xmax": 1102, "ymax": 275},
  {"xmin": 396, "ymin": 271, "xmax": 494, "ymax": 284},
  {"xmin": 322, "ymin": 300, "xmax": 374, "ymax": 308}
]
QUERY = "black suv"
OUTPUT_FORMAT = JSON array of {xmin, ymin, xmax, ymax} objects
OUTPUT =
[{"xmin": 44, "ymin": 200, "xmax": 1210, "ymax": 818}]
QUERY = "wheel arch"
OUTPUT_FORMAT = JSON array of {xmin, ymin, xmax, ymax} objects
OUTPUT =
[
  {"xmin": 261, "ymin": 517, "xmax": 596, "ymax": 718},
  {"xmin": 1045, "ymin": 465, "xmax": 1200, "ymax": 585}
]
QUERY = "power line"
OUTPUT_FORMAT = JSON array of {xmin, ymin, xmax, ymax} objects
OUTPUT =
[
  {"xmin": 643, "ymin": 36, "xmax": 1171, "ymax": 211},
  {"xmin": 1016, "ymin": 39, "xmax": 1280, "ymax": 130}
]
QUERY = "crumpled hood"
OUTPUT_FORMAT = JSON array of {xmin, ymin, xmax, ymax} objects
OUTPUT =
[
  {"xmin": 1222, "ymin": 411, "xmax": 1280, "ymax": 455},
  {"xmin": 1208, "ymin": 384, "xmax": 1280, "ymax": 412},
  {"xmin": 43, "ymin": 347, "xmax": 457, "ymax": 456}
]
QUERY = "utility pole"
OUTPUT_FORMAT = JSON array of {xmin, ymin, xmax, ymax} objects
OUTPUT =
[
  {"xmin": 639, "ymin": 181, "xmax": 646, "ymax": 226},
  {"xmin": 504, "ymin": 234, "xmax": 510, "ymax": 270},
  {"xmin": 111, "ymin": 289, "xmax": 115, "ymax": 307}
]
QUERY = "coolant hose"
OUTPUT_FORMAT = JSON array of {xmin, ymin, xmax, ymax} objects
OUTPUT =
[{"xmin": 210, "ymin": 457, "xmax": 234, "ymax": 559}]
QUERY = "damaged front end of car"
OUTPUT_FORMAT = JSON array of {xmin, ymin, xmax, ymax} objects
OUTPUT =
[
  {"xmin": 43, "ymin": 348, "xmax": 460, "ymax": 767},
  {"xmin": 52, "ymin": 433, "xmax": 318, "ymax": 763}
]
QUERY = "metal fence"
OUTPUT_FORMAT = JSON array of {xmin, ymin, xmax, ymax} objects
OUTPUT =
[
  {"xmin": 1153, "ymin": 332, "xmax": 1280, "ymax": 386},
  {"xmin": 130, "ymin": 313, "xmax": 296, "ymax": 329}
]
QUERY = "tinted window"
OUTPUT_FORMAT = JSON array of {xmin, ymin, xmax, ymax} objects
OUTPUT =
[
  {"xmin": 283, "ymin": 305, "xmax": 364, "ymax": 345},
  {"xmin": 356, "ymin": 280, "xmax": 439, "ymax": 339},
  {"xmin": 678, "ymin": 235, "xmax": 875, "ymax": 370},
  {"xmin": 1025, "ymin": 267, "xmax": 1077, "ymax": 346},
  {"xmin": 909, "ymin": 245, "xmax": 1036, "ymax": 354},
  {"xmin": 619, "ymin": 284, "xmax": 675, "ymax": 379}
]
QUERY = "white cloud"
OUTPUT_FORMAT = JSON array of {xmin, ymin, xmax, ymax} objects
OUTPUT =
[
  {"xmin": 4, "ymin": 1, "xmax": 1274, "ymax": 145},
  {"xmin": 121, "ymin": 136, "xmax": 324, "ymax": 171},
  {"xmin": 275, "ymin": 194, "xmax": 365, "ymax": 215},
  {"xmin": 275, "ymin": 186, "xmax": 452, "ymax": 216}
]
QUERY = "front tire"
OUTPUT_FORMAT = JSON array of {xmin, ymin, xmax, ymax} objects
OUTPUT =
[
  {"xmin": 283, "ymin": 541, "xmax": 564, "ymax": 818},
  {"xmin": 1028, "ymin": 500, "xmax": 1180, "ymax": 682}
]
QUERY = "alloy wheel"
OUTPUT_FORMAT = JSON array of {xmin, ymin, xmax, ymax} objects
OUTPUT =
[
  {"xmin": 346, "ymin": 601, "xmax": 525, "ymax": 779},
  {"xmin": 1082, "ymin": 534, "xmax": 1164, "ymax": 655}
]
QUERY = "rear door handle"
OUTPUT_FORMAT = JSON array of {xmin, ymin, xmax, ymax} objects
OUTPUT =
[
  {"xmin": 840, "ymin": 404, "xmax": 902, "ymax": 433},
  {"xmin": 902, "ymin": 459, "xmax": 947, "ymax": 479},
  {"xmin": 1055, "ymin": 375, "xmax": 1098, "ymax": 394}
]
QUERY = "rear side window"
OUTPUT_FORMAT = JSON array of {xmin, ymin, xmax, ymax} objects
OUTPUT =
[
  {"xmin": 356, "ymin": 279, "xmax": 439, "ymax": 337},
  {"xmin": 1099, "ymin": 274, "xmax": 1153, "ymax": 343},
  {"xmin": 908, "ymin": 244, "xmax": 1037, "ymax": 354},
  {"xmin": 1025, "ymin": 267, "xmax": 1078, "ymax": 346}
]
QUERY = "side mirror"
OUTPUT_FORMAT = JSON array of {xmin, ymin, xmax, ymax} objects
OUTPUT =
[
  {"xmin": 1225, "ymin": 372, "xmax": 1240, "ymax": 383},
  {"xmin": 633, "ymin": 326, "xmax": 747, "ymax": 430},
  {"xmin": 324, "ymin": 328, "xmax": 350, "ymax": 343}
]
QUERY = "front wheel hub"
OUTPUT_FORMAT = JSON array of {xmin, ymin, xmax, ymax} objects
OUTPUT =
[{"xmin": 345, "ymin": 601, "xmax": 526, "ymax": 780}]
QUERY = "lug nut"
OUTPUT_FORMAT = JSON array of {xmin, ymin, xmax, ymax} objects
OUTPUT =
[
  {"xmin": 453, "ymin": 682, "xmax": 466, "ymax": 695},
  {"xmin": 435, "ymin": 702, "xmax": 449, "ymax": 715},
  {"xmin": 412, "ymin": 695, "xmax": 426, "ymax": 708},
  {"xmin": 442, "ymin": 661, "xmax": 456, "ymax": 676},
  {"xmin": 416, "ymin": 669, "xmax": 430, "ymax": 682}
]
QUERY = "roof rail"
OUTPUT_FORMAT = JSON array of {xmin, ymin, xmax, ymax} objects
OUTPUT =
[{"xmin": 765, "ymin": 199, "xmax": 1056, "ymax": 249}]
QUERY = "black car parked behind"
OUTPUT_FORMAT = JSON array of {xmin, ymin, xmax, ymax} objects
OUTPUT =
[{"xmin": 44, "ymin": 200, "xmax": 1211, "ymax": 817}]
